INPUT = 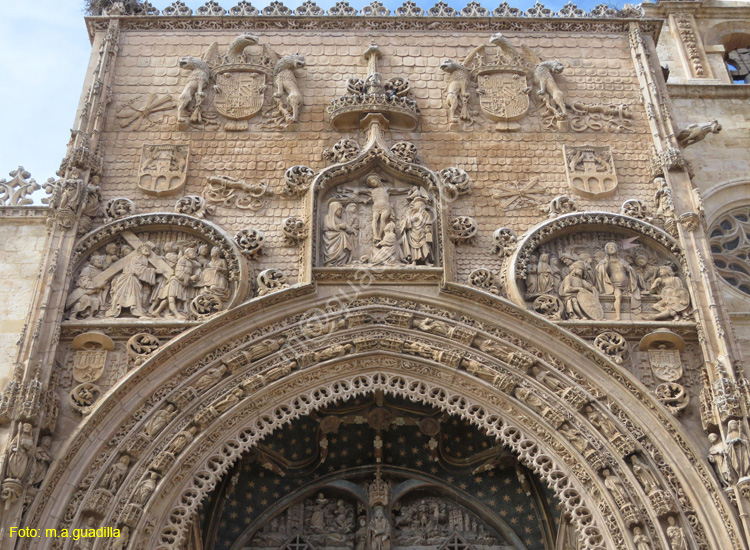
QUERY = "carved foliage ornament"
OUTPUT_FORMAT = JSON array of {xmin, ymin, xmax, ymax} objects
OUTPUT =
[{"xmin": 0, "ymin": 167, "xmax": 40, "ymax": 207}]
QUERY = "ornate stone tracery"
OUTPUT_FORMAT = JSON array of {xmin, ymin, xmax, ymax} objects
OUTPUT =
[{"xmin": 21, "ymin": 290, "xmax": 730, "ymax": 550}]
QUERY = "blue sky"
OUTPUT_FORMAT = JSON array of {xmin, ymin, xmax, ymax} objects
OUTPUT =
[{"xmin": 0, "ymin": 0, "xmax": 616, "ymax": 189}]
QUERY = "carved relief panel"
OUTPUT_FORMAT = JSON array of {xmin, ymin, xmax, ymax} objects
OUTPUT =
[
  {"xmin": 247, "ymin": 493, "xmax": 358, "ymax": 550},
  {"xmin": 317, "ymin": 174, "xmax": 439, "ymax": 269},
  {"xmin": 65, "ymin": 215, "xmax": 247, "ymax": 322},
  {"xmin": 515, "ymin": 227, "xmax": 689, "ymax": 322}
]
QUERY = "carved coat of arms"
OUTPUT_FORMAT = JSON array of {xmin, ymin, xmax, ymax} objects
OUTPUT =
[
  {"xmin": 73, "ymin": 350, "xmax": 108, "ymax": 384},
  {"xmin": 137, "ymin": 144, "xmax": 189, "ymax": 197},
  {"xmin": 476, "ymin": 69, "xmax": 529, "ymax": 130},
  {"xmin": 563, "ymin": 145, "xmax": 618, "ymax": 198},
  {"xmin": 648, "ymin": 349, "xmax": 683, "ymax": 382},
  {"xmin": 212, "ymin": 38, "xmax": 271, "ymax": 131}
]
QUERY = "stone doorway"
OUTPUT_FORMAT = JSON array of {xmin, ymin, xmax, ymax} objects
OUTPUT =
[{"xmin": 197, "ymin": 394, "xmax": 558, "ymax": 550}]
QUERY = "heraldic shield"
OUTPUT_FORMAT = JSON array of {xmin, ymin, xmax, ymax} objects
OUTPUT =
[
  {"xmin": 213, "ymin": 66, "xmax": 268, "ymax": 131},
  {"xmin": 137, "ymin": 144, "xmax": 189, "ymax": 197},
  {"xmin": 476, "ymin": 69, "xmax": 530, "ymax": 132}
]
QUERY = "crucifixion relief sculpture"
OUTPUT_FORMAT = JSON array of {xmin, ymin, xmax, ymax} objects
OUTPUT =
[{"xmin": 322, "ymin": 174, "xmax": 436, "ymax": 268}]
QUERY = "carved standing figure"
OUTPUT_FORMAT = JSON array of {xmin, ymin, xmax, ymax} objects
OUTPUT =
[
  {"xmin": 310, "ymin": 493, "xmax": 328, "ymax": 532},
  {"xmin": 202, "ymin": 246, "xmax": 230, "ymax": 301},
  {"xmin": 536, "ymin": 253, "xmax": 556, "ymax": 295},
  {"xmin": 99, "ymin": 455, "xmax": 130, "ymax": 493},
  {"xmin": 151, "ymin": 247, "xmax": 201, "ymax": 318},
  {"xmin": 632, "ymin": 526, "xmax": 652, "ymax": 550},
  {"xmin": 368, "ymin": 506, "xmax": 391, "ymax": 550},
  {"xmin": 323, "ymin": 201, "xmax": 354, "ymax": 266},
  {"xmin": 145, "ymin": 404, "xmax": 178, "ymax": 438},
  {"xmin": 596, "ymin": 241, "xmax": 641, "ymax": 320},
  {"xmin": 725, "ymin": 419, "xmax": 750, "ymax": 482},
  {"xmin": 399, "ymin": 188, "xmax": 434, "ymax": 266},
  {"xmin": 630, "ymin": 455, "xmax": 660, "ymax": 493},
  {"xmin": 106, "ymin": 245, "xmax": 157, "ymax": 318},
  {"xmin": 132, "ymin": 472, "xmax": 158, "ymax": 506},
  {"xmin": 168, "ymin": 426, "xmax": 198, "ymax": 455},
  {"xmin": 193, "ymin": 365, "xmax": 227, "ymax": 393},
  {"xmin": 707, "ymin": 432, "xmax": 730, "ymax": 486},
  {"xmin": 666, "ymin": 516, "xmax": 687, "ymax": 550},
  {"xmin": 5, "ymin": 423, "xmax": 33, "ymax": 480},
  {"xmin": 28, "ymin": 435, "xmax": 52, "ymax": 487}
]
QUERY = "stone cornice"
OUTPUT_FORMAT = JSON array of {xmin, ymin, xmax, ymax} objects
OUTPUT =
[
  {"xmin": 645, "ymin": 1, "xmax": 750, "ymax": 19},
  {"xmin": 85, "ymin": 14, "xmax": 661, "ymax": 41},
  {"xmin": 667, "ymin": 82, "xmax": 750, "ymax": 98},
  {"xmin": 0, "ymin": 206, "xmax": 50, "ymax": 221}
]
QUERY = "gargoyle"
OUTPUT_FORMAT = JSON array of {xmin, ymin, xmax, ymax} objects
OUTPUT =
[{"xmin": 676, "ymin": 120, "xmax": 722, "ymax": 147}]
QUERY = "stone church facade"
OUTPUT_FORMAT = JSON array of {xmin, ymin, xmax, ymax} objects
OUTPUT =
[{"xmin": 0, "ymin": 1, "xmax": 749, "ymax": 549}]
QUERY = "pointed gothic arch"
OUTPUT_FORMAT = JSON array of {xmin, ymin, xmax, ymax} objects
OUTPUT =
[{"xmin": 21, "ymin": 287, "xmax": 739, "ymax": 550}]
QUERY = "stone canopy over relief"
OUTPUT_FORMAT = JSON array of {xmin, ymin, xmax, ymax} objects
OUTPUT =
[
  {"xmin": 516, "ymin": 230, "xmax": 690, "ymax": 322},
  {"xmin": 319, "ymin": 173, "xmax": 439, "ymax": 269},
  {"xmin": 65, "ymin": 217, "xmax": 246, "ymax": 321}
]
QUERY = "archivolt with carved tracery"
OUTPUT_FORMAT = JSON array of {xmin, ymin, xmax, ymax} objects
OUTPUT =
[{"xmin": 22, "ymin": 293, "xmax": 735, "ymax": 550}]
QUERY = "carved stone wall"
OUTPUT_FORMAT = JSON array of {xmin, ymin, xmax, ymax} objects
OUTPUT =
[
  {"xmin": 3, "ymin": 6, "xmax": 750, "ymax": 550},
  {"xmin": 102, "ymin": 28, "xmax": 655, "ymax": 289}
]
